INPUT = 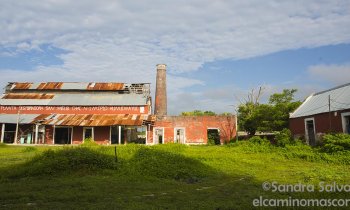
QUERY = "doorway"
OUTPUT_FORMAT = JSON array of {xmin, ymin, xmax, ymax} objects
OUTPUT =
[
  {"xmin": 83, "ymin": 127, "xmax": 94, "ymax": 141},
  {"xmin": 207, "ymin": 129, "xmax": 220, "ymax": 145},
  {"xmin": 305, "ymin": 119, "xmax": 316, "ymax": 146},
  {"xmin": 154, "ymin": 128, "xmax": 164, "ymax": 144},
  {"xmin": 174, "ymin": 128, "xmax": 185, "ymax": 144},
  {"xmin": 54, "ymin": 127, "xmax": 72, "ymax": 144}
]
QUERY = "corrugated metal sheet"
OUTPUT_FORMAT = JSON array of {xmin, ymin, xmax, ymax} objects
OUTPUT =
[
  {"xmin": 2, "ymin": 93, "xmax": 55, "ymax": 99},
  {"xmin": 32, "ymin": 114, "xmax": 155, "ymax": 126},
  {"xmin": 0, "ymin": 99, "xmax": 51, "ymax": 106},
  {"xmin": 48, "ymin": 93, "xmax": 147, "ymax": 106},
  {"xmin": 37, "ymin": 82, "xmax": 63, "ymax": 90},
  {"xmin": 0, "ymin": 93, "xmax": 147, "ymax": 106},
  {"xmin": 61, "ymin": 83, "xmax": 90, "ymax": 90},
  {"xmin": 290, "ymin": 83, "xmax": 350, "ymax": 118},
  {"xmin": 12, "ymin": 83, "xmax": 33, "ymax": 90},
  {"xmin": 87, "ymin": 83, "xmax": 124, "ymax": 90},
  {"xmin": 0, "ymin": 114, "xmax": 41, "ymax": 124}
]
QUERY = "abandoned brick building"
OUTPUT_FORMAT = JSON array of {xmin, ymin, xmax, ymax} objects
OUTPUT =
[{"xmin": 0, "ymin": 64, "xmax": 236, "ymax": 145}]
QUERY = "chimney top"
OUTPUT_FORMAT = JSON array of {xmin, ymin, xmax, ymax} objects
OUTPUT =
[{"xmin": 156, "ymin": 64, "xmax": 166, "ymax": 70}]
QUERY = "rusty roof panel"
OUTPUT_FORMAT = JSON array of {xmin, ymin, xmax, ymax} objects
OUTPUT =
[
  {"xmin": 12, "ymin": 83, "xmax": 33, "ymax": 90},
  {"xmin": 37, "ymin": 82, "xmax": 63, "ymax": 90},
  {"xmin": 31, "ymin": 114, "xmax": 155, "ymax": 126},
  {"xmin": 2, "ymin": 93, "xmax": 55, "ymax": 99},
  {"xmin": 87, "ymin": 83, "xmax": 125, "ymax": 90}
]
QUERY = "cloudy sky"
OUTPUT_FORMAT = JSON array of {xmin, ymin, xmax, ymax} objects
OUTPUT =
[{"xmin": 1, "ymin": 0, "xmax": 350, "ymax": 114}]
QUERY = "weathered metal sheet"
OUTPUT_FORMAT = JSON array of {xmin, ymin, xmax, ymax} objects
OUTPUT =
[
  {"xmin": 290, "ymin": 83, "xmax": 350, "ymax": 118},
  {"xmin": 0, "ymin": 93, "xmax": 147, "ymax": 106},
  {"xmin": 37, "ymin": 82, "xmax": 63, "ymax": 90},
  {"xmin": 12, "ymin": 83, "xmax": 33, "ymax": 90},
  {"xmin": 0, "ymin": 99, "xmax": 51, "ymax": 106},
  {"xmin": 61, "ymin": 83, "xmax": 90, "ymax": 90},
  {"xmin": 49, "ymin": 93, "xmax": 147, "ymax": 106},
  {"xmin": 0, "ymin": 114, "xmax": 41, "ymax": 124},
  {"xmin": 87, "ymin": 83, "xmax": 125, "ymax": 90},
  {"xmin": 32, "ymin": 114, "xmax": 156, "ymax": 126},
  {"xmin": 2, "ymin": 93, "xmax": 55, "ymax": 99}
]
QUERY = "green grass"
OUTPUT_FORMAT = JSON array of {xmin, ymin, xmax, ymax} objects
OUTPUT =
[{"xmin": 0, "ymin": 143, "xmax": 349, "ymax": 209}]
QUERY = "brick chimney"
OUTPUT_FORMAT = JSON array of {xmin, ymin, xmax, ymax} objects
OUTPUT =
[{"xmin": 154, "ymin": 64, "xmax": 167, "ymax": 116}]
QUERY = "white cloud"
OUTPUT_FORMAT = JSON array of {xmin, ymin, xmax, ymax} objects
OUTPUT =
[
  {"xmin": 1, "ymin": 0, "xmax": 350, "ymax": 113},
  {"xmin": 308, "ymin": 63, "xmax": 350, "ymax": 85}
]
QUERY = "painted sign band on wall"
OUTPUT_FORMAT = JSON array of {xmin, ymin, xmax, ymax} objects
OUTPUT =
[{"xmin": 0, "ymin": 105, "xmax": 148, "ymax": 114}]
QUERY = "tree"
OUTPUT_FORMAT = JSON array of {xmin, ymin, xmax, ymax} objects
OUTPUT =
[
  {"xmin": 268, "ymin": 89, "xmax": 302, "ymax": 131},
  {"xmin": 238, "ymin": 88, "xmax": 301, "ymax": 135}
]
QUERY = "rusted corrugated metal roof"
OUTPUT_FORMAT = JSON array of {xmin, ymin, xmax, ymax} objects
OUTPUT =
[
  {"xmin": 12, "ymin": 83, "xmax": 33, "ymax": 90},
  {"xmin": 37, "ymin": 82, "xmax": 63, "ymax": 90},
  {"xmin": 32, "ymin": 114, "xmax": 156, "ymax": 126},
  {"xmin": 87, "ymin": 83, "xmax": 124, "ymax": 90},
  {"xmin": 2, "ymin": 93, "xmax": 55, "ymax": 99}
]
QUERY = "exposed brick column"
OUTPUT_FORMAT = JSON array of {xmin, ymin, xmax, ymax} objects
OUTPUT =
[{"xmin": 154, "ymin": 64, "xmax": 167, "ymax": 116}]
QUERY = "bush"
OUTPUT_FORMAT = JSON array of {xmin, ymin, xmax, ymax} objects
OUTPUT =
[
  {"xmin": 81, "ymin": 137, "xmax": 99, "ymax": 147},
  {"xmin": 275, "ymin": 129, "xmax": 292, "ymax": 147},
  {"xmin": 4, "ymin": 147, "xmax": 117, "ymax": 178},
  {"xmin": 322, "ymin": 133, "xmax": 350, "ymax": 153},
  {"xmin": 249, "ymin": 136, "xmax": 270, "ymax": 145}
]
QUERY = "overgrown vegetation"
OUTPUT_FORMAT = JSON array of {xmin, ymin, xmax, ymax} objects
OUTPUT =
[
  {"xmin": 322, "ymin": 133, "xmax": 350, "ymax": 153},
  {"xmin": 1, "ymin": 142, "xmax": 350, "ymax": 209}
]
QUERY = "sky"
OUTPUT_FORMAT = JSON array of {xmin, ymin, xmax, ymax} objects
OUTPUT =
[{"xmin": 0, "ymin": 0, "xmax": 350, "ymax": 115}]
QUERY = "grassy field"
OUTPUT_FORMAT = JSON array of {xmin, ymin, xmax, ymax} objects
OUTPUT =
[{"xmin": 0, "ymin": 142, "xmax": 350, "ymax": 209}]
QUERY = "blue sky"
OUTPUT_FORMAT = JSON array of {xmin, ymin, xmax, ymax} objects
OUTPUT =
[{"xmin": 1, "ymin": 1, "xmax": 350, "ymax": 114}]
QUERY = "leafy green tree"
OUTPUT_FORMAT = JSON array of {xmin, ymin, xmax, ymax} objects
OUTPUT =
[
  {"xmin": 238, "ymin": 88, "xmax": 301, "ymax": 135},
  {"xmin": 269, "ymin": 89, "xmax": 302, "ymax": 131}
]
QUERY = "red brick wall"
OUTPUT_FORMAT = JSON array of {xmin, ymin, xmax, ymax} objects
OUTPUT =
[
  {"xmin": 289, "ymin": 109, "xmax": 350, "ymax": 137},
  {"xmin": 152, "ymin": 116, "xmax": 236, "ymax": 144},
  {"xmin": 94, "ymin": 126, "xmax": 110, "ymax": 145},
  {"xmin": 72, "ymin": 127, "xmax": 83, "ymax": 144},
  {"xmin": 45, "ymin": 126, "xmax": 54, "ymax": 144}
]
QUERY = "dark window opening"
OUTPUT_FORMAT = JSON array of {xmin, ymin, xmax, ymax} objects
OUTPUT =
[
  {"xmin": 111, "ymin": 126, "xmax": 125, "ymax": 144},
  {"xmin": 207, "ymin": 129, "xmax": 220, "ymax": 145},
  {"xmin": 345, "ymin": 116, "xmax": 350, "ymax": 134},
  {"xmin": 84, "ymin": 127, "xmax": 93, "ymax": 140},
  {"xmin": 54, "ymin": 127, "xmax": 72, "ymax": 144},
  {"xmin": 4, "ymin": 124, "xmax": 16, "ymax": 144},
  {"xmin": 306, "ymin": 120, "xmax": 316, "ymax": 146}
]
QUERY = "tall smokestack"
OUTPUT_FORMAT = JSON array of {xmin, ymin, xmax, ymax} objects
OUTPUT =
[{"xmin": 154, "ymin": 64, "xmax": 167, "ymax": 116}]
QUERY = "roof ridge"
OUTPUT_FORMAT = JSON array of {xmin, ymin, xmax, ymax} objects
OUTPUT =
[{"xmin": 314, "ymin": 82, "xmax": 350, "ymax": 96}]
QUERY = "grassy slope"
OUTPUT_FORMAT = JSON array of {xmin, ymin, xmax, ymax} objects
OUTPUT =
[{"xmin": 0, "ymin": 144, "xmax": 349, "ymax": 210}]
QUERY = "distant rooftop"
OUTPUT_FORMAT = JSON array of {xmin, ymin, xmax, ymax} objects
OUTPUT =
[{"xmin": 290, "ymin": 82, "xmax": 350, "ymax": 118}]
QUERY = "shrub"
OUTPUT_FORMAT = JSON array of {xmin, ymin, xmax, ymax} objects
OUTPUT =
[
  {"xmin": 81, "ymin": 137, "xmax": 99, "ymax": 147},
  {"xmin": 275, "ymin": 129, "xmax": 292, "ymax": 147},
  {"xmin": 322, "ymin": 133, "xmax": 350, "ymax": 153},
  {"xmin": 22, "ymin": 147, "xmax": 37, "ymax": 153},
  {"xmin": 249, "ymin": 136, "xmax": 270, "ymax": 145},
  {"xmin": 4, "ymin": 147, "xmax": 117, "ymax": 178}
]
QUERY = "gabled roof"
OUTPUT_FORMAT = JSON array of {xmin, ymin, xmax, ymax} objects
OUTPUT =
[{"xmin": 290, "ymin": 83, "xmax": 350, "ymax": 118}]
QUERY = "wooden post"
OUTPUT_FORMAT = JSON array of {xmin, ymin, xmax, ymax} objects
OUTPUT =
[
  {"xmin": 1, "ymin": 123, "xmax": 4, "ymax": 143},
  {"xmin": 118, "ymin": 126, "xmax": 121, "ymax": 144},
  {"xmin": 35, "ymin": 124, "xmax": 39, "ymax": 144},
  {"xmin": 14, "ymin": 111, "xmax": 20, "ymax": 144}
]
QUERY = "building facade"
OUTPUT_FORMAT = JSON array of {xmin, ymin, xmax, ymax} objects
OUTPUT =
[
  {"xmin": 0, "ymin": 65, "xmax": 236, "ymax": 145},
  {"xmin": 289, "ymin": 83, "xmax": 350, "ymax": 145}
]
